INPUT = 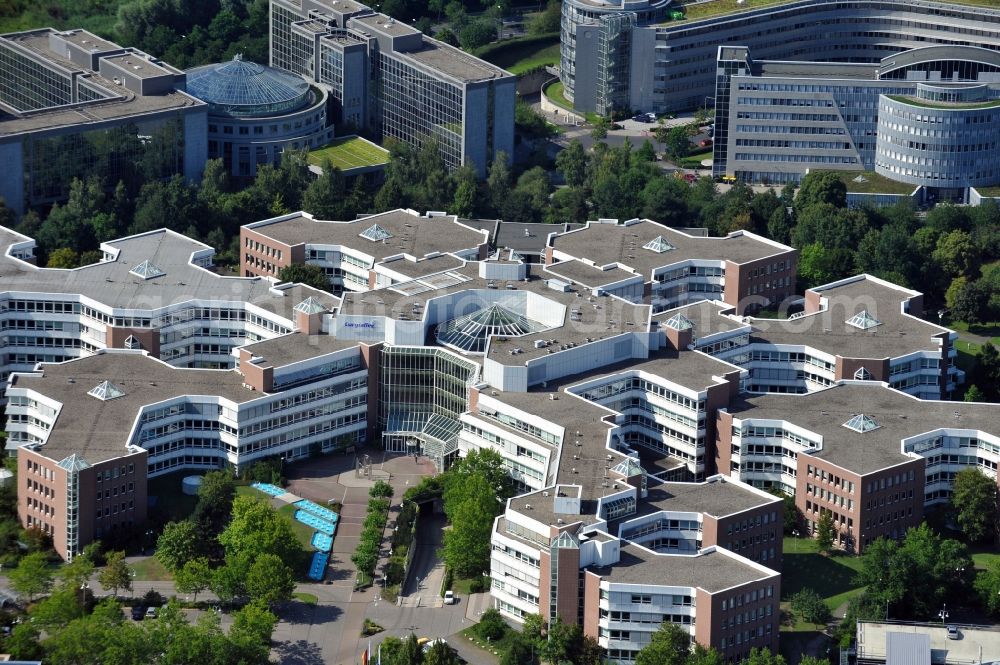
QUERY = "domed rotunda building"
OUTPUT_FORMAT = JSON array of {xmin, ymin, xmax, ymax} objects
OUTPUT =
[{"xmin": 185, "ymin": 55, "xmax": 331, "ymax": 176}]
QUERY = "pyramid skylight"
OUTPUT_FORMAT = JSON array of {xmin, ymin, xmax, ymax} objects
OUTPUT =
[
  {"xmin": 57, "ymin": 454, "xmax": 91, "ymax": 472},
  {"xmin": 129, "ymin": 260, "xmax": 165, "ymax": 280},
  {"xmin": 643, "ymin": 235, "xmax": 676, "ymax": 253},
  {"xmin": 846, "ymin": 310, "xmax": 881, "ymax": 330},
  {"xmin": 853, "ymin": 367, "xmax": 873, "ymax": 381},
  {"xmin": 843, "ymin": 414, "xmax": 880, "ymax": 433},
  {"xmin": 87, "ymin": 380, "xmax": 126, "ymax": 401},
  {"xmin": 435, "ymin": 303, "xmax": 546, "ymax": 354},
  {"xmin": 293, "ymin": 297, "xmax": 326, "ymax": 315},
  {"xmin": 123, "ymin": 335, "xmax": 141, "ymax": 350},
  {"xmin": 663, "ymin": 313, "xmax": 695, "ymax": 331},
  {"xmin": 360, "ymin": 223, "xmax": 392, "ymax": 242}
]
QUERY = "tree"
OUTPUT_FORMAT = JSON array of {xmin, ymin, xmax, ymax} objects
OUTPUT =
[
  {"xmin": 446, "ymin": 449, "xmax": 515, "ymax": 504},
  {"xmin": 458, "ymin": 19, "xmax": 495, "ymax": 49},
  {"xmin": 442, "ymin": 474, "xmax": 498, "ymax": 577},
  {"xmin": 933, "ymin": 230, "xmax": 979, "ymax": 278},
  {"xmin": 46, "ymin": 247, "xmax": 79, "ymax": 268},
  {"xmin": 690, "ymin": 644, "xmax": 726, "ymax": 665},
  {"xmin": 741, "ymin": 648, "xmax": 787, "ymax": 665},
  {"xmin": 951, "ymin": 468, "xmax": 998, "ymax": 543},
  {"xmin": 528, "ymin": 0, "xmax": 560, "ymax": 34},
  {"xmin": 58, "ymin": 546, "xmax": 97, "ymax": 591},
  {"xmin": 210, "ymin": 557, "xmax": 250, "ymax": 603},
  {"xmin": 974, "ymin": 560, "xmax": 1000, "ymax": 616},
  {"xmin": 0, "ymin": 196, "xmax": 17, "ymax": 229},
  {"xmin": 591, "ymin": 116, "xmax": 611, "ymax": 141},
  {"xmin": 175, "ymin": 557, "xmax": 212, "ymax": 602},
  {"xmin": 555, "ymin": 140, "xmax": 588, "ymax": 188},
  {"xmin": 799, "ymin": 658, "xmax": 830, "ymax": 665},
  {"xmin": 636, "ymin": 622, "xmax": 690, "ymax": 665},
  {"xmin": 98, "ymin": 550, "xmax": 134, "ymax": 598},
  {"xmin": 451, "ymin": 165, "xmax": 478, "ymax": 217},
  {"xmin": 192, "ymin": 469, "xmax": 237, "ymax": 557},
  {"xmin": 663, "ymin": 125, "xmax": 693, "ymax": 161},
  {"xmin": 221, "ymin": 496, "xmax": 301, "ymax": 564},
  {"xmin": 9, "ymin": 551, "xmax": 54, "ymax": 602},
  {"xmin": 156, "ymin": 520, "xmax": 201, "ymax": 572},
  {"xmin": 246, "ymin": 552, "xmax": 296, "ymax": 606},
  {"xmin": 794, "ymin": 171, "xmax": 847, "ymax": 211},
  {"xmin": 425, "ymin": 639, "xmax": 460, "ymax": 665},
  {"xmin": 973, "ymin": 342, "xmax": 1000, "ymax": 401},
  {"xmin": 790, "ymin": 588, "xmax": 831, "ymax": 627},
  {"xmin": 964, "ymin": 384, "xmax": 985, "ymax": 402},
  {"xmin": 276, "ymin": 263, "xmax": 332, "ymax": 292},
  {"xmin": 947, "ymin": 277, "xmax": 989, "ymax": 324},
  {"xmin": 231, "ymin": 600, "xmax": 279, "ymax": 644},
  {"xmin": 815, "ymin": 511, "xmax": 835, "ymax": 554},
  {"xmin": 487, "ymin": 152, "xmax": 512, "ymax": 215},
  {"xmin": 301, "ymin": 161, "xmax": 347, "ymax": 219},
  {"xmin": 500, "ymin": 635, "xmax": 536, "ymax": 665}
]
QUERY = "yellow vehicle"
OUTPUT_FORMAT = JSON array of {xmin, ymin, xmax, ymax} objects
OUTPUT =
[{"xmin": 722, "ymin": 175, "xmax": 737, "ymax": 183}]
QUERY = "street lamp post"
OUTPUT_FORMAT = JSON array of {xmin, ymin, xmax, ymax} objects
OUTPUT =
[{"xmin": 938, "ymin": 604, "xmax": 949, "ymax": 624}]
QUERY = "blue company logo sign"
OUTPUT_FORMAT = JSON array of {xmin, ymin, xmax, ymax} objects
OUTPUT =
[{"xmin": 344, "ymin": 320, "xmax": 377, "ymax": 329}]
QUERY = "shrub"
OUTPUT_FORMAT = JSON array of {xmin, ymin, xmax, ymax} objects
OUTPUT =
[
  {"xmin": 469, "ymin": 577, "xmax": 487, "ymax": 594},
  {"xmin": 476, "ymin": 608, "xmax": 507, "ymax": 642},
  {"xmin": 369, "ymin": 480, "xmax": 394, "ymax": 499}
]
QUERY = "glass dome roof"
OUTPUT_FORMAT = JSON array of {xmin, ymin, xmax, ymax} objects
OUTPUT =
[
  {"xmin": 435, "ymin": 303, "xmax": 546, "ymax": 354},
  {"xmin": 185, "ymin": 55, "xmax": 312, "ymax": 118}
]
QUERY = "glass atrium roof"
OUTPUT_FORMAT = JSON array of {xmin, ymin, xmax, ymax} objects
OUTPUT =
[
  {"xmin": 185, "ymin": 55, "xmax": 311, "ymax": 118},
  {"xmin": 843, "ymin": 414, "xmax": 880, "ymax": 433},
  {"xmin": 643, "ymin": 235, "xmax": 676, "ymax": 253},
  {"xmin": 129, "ymin": 260, "xmax": 164, "ymax": 280},
  {"xmin": 360, "ymin": 223, "xmax": 393, "ymax": 242},
  {"xmin": 293, "ymin": 297, "xmax": 326, "ymax": 314},
  {"xmin": 846, "ymin": 310, "xmax": 881, "ymax": 330},
  {"xmin": 663, "ymin": 313, "xmax": 695, "ymax": 331},
  {"xmin": 435, "ymin": 303, "xmax": 546, "ymax": 354},
  {"xmin": 88, "ymin": 380, "xmax": 126, "ymax": 401}
]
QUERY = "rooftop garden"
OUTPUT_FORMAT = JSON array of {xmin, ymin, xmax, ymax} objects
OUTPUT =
[
  {"xmin": 974, "ymin": 186, "xmax": 1000, "ymax": 198},
  {"xmin": 886, "ymin": 94, "xmax": 1000, "ymax": 110},
  {"xmin": 473, "ymin": 32, "xmax": 560, "ymax": 76},
  {"xmin": 306, "ymin": 136, "xmax": 389, "ymax": 171},
  {"xmin": 673, "ymin": 0, "xmax": 999, "ymax": 22},
  {"xmin": 820, "ymin": 170, "xmax": 917, "ymax": 195}
]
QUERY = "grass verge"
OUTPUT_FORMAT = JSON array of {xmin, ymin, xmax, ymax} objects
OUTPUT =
[
  {"xmin": 781, "ymin": 536, "xmax": 865, "ymax": 611},
  {"xmin": 292, "ymin": 591, "xmax": 318, "ymax": 604}
]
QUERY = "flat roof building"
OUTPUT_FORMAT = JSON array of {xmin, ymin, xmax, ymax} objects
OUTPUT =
[
  {"xmin": 0, "ymin": 28, "xmax": 207, "ymax": 215},
  {"xmin": 269, "ymin": 0, "xmax": 515, "ymax": 177}
]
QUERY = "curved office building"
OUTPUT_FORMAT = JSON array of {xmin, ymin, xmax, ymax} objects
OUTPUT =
[
  {"xmin": 185, "ymin": 55, "xmax": 331, "ymax": 176},
  {"xmin": 876, "ymin": 84, "xmax": 1000, "ymax": 192},
  {"xmin": 560, "ymin": 0, "xmax": 1000, "ymax": 115},
  {"xmin": 713, "ymin": 44, "xmax": 1000, "ymax": 197}
]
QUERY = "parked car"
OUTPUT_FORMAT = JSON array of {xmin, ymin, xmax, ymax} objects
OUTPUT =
[
  {"xmin": 443, "ymin": 590, "xmax": 455, "ymax": 605},
  {"xmin": 145, "ymin": 606, "xmax": 158, "ymax": 620},
  {"xmin": 632, "ymin": 113, "xmax": 653, "ymax": 123},
  {"xmin": 947, "ymin": 625, "xmax": 960, "ymax": 640},
  {"xmin": 131, "ymin": 605, "xmax": 146, "ymax": 621},
  {"xmin": 699, "ymin": 139, "xmax": 713, "ymax": 148}
]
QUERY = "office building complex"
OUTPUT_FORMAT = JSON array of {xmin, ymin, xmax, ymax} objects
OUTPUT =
[
  {"xmin": 268, "ymin": 0, "xmax": 515, "ymax": 176},
  {"xmin": 0, "ymin": 28, "xmax": 208, "ymax": 215},
  {"xmin": 240, "ymin": 208, "xmax": 489, "ymax": 289},
  {"xmin": 713, "ymin": 44, "xmax": 1000, "ymax": 196},
  {"xmin": 544, "ymin": 219, "xmax": 797, "ymax": 316},
  {"xmin": 184, "ymin": 55, "xmax": 332, "ymax": 177},
  {"xmin": 5, "ymin": 214, "xmax": 996, "ymax": 663},
  {"xmin": 558, "ymin": 0, "xmax": 1000, "ymax": 117},
  {"xmin": 855, "ymin": 621, "xmax": 1000, "ymax": 665}
]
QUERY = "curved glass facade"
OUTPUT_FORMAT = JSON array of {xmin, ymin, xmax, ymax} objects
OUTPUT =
[{"xmin": 875, "ymin": 94, "xmax": 1000, "ymax": 189}]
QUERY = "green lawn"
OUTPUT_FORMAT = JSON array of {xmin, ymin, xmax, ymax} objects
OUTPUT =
[
  {"xmin": 307, "ymin": 136, "xmax": 389, "ymax": 171},
  {"xmin": 292, "ymin": 591, "xmax": 318, "ymax": 604},
  {"xmin": 131, "ymin": 556, "xmax": 173, "ymax": 581},
  {"xmin": 887, "ymin": 94, "xmax": 1000, "ymax": 110},
  {"xmin": 277, "ymin": 503, "xmax": 317, "ymax": 554},
  {"xmin": 677, "ymin": 148, "xmax": 713, "ymax": 170},
  {"xmin": 972, "ymin": 549, "xmax": 1000, "ymax": 570},
  {"xmin": 474, "ymin": 32, "xmax": 559, "ymax": 75},
  {"xmin": 147, "ymin": 472, "xmax": 200, "ymax": 522},
  {"xmin": 782, "ymin": 536, "xmax": 865, "ymax": 611},
  {"xmin": 543, "ymin": 80, "xmax": 574, "ymax": 112}
]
